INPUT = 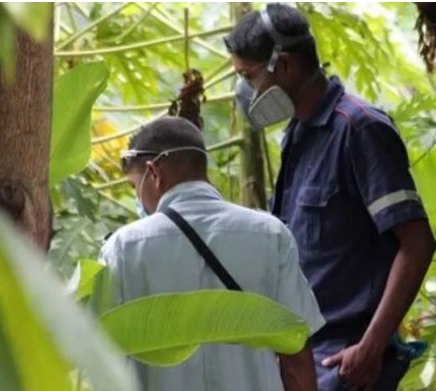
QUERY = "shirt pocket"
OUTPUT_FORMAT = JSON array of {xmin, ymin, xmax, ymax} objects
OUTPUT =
[{"xmin": 293, "ymin": 184, "xmax": 339, "ymax": 249}]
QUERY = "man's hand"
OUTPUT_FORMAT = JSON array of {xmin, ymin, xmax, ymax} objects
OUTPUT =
[{"xmin": 322, "ymin": 342, "xmax": 383, "ymax": 390}]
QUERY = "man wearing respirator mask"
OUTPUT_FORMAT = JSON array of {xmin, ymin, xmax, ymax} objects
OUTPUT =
[{"xmin": 226, "ymin": 3, "xmax": 435, "ymax": 391}]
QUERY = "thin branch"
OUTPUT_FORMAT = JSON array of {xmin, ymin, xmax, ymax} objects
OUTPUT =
[
  {"xmin": 412, "ymin": 131, "xmax": 436, "ymax": 167},
  {"xmin": 420, "ymin": 290, "xmax": 436, "ymax": 307},
  {"xmin": 93, "ymin": 177, "xmax": 128, "ymax": 190},
  {"xmin": 101, "ymin": 3, "xmax": 159, "ymax": 44},
  {"xmin": 57, "ymin": 3, "xmax": 132, "ymax": 50},
  {"xmin": 207, "ymin": 137, "xmax": 245, "ymax": 153},
  {"xmin": 184, "ymin": 7, "xmax": 190, "ymax": 71},
  {"xmin": 148, "ymin": 4, "xmax": 227, "ymax": 58},
  {"xmin": 92, "ymin": 111, "xmax": 167, "ymax": 145},
  {"xmin": 204, "ymin": 68, "xmax": 235, "ymax": 90},
  {"xmin": 66, "ymin": 2, "xmax": 77, "ymax": 32},
  {"xmin": 93, "ymin": 92, "xmax": 235, "ymax": 113},
  {"xmin": 60, "ymin": 22, "xmax": 73, "ymax": 35},
  {"xmin": 55, "ymin": 26, "xmax": 233, "ymax": 57},
  {"xmin": 204, "ymin": 58, "xmax": 232, "ymax": 82},
  {"xmin": 70, "ymin": 2, "xmax": 87, "ymax": 18}
]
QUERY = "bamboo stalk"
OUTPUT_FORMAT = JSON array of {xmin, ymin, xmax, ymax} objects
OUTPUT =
[
  {"xmin": 55, "ymin": 26, "xmax": 233, "ymax": 57},
  {"xmin": 93, "ymin": 92, "xmax": 235, "ymax": 113},
  {"xmin": 57, "ymin": 3, "xmax": 132, "ymax": 50}
]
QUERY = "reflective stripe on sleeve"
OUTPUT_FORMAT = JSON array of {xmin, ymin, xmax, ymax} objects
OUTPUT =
[{"xmin": 368, "ymin": 190, "xmax": 421, "ymax": 217}]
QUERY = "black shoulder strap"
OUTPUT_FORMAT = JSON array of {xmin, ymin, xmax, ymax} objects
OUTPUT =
[{"xmin": 162, "ymin": 207, "xmax": 242, "ymax": 291}]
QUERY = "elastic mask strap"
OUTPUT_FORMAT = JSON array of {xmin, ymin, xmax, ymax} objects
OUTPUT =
[
  {"xmin": 260, "ymin": 8, "xmax": 313, "ymax": 73},
  {"xmin": 156, "ymin": 146, "xmax": 207, "ymax": 159}
]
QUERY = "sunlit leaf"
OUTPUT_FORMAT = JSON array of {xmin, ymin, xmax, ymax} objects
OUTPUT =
[
  {"xmin": 51, "ymin": 62, "xmax": 110, "ymax": 186},
  {"xmin": 2, "ymin": 2, "xmax": 51, "ymax": 41},
  {"xmin": 66, "ymin": 259, "xmax": 105, "ymax": 301},
  {"xmin": 102, "ymin": 290, "xmax": 309, "ymax": 366},
  {"xmin": 0, "ymin": 212, "xmax": 140, "ymax": 391}
]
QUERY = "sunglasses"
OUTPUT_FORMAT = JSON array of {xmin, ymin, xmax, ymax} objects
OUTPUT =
[
  {"xmin": 120, "ymin": 146, "xmax": 208, "ymax": 172},
  {"xmin": 120, "ymin": 149, "xmax": 160, "ymax": 172}
]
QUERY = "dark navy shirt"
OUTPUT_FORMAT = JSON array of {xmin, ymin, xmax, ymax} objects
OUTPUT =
[{"xmin": 271, "ymin": 76, "xmax": 427, "ymax": 329}]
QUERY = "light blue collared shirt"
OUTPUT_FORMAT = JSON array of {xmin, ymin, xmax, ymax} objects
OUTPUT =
[{"xmin": 100, "ymin": 181, "xmax": 324, "ymax": 391}]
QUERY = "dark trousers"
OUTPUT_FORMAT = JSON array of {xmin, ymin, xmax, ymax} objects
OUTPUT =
[{"xmin": 312, "ymin": 337, "xmax": 410, "ymax": 391}]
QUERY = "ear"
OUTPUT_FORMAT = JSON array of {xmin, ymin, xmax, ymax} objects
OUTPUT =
[
  {"xmin": 277, "ymin": 53, "xmax": 294, "ymax": 75},
  {"xmin": 147, "ymin": 161, "xmax": 162, "ymax": 189}
]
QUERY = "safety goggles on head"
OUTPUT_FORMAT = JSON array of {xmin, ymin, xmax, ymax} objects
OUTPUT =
[
  {"xmin": 120, "ymin": 146, "xmax": 207, "ymax": 172},
  {"xmin": 120, "ymin": 149, "xmax": 160, "ymax": 172},
  {"xmin": 259, "ymin": 9, "xmax": 313, "ymax": 74}
]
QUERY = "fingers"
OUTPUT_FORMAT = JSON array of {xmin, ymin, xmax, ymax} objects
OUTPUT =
[{"xmin": 321, "ymin": 351, "xmax": 343, "ymax": 368}]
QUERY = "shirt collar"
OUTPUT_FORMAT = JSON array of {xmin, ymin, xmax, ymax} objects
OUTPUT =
[
  {"xmin": 303, "ymin": 75, "xmax": 345, "ymax": 128},
  {"xmin": 156, "ymin": 180, "xmax": 222, "ymax": 212}
]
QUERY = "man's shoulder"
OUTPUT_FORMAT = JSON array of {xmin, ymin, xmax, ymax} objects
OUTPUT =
[
  {"xmin": 220, "ymin": 201, "xmax": 289, "ymax": 236},
  {"xmin": 103, "ymin": 213, "xmax": 170, "ymax": 249},
  {"xmin": 334, "ymin": 92, "xmax": 393, "ymax": 131}
]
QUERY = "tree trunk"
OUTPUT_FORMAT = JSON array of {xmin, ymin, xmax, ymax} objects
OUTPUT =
[{"xmin": 0, "ymin": 19, "xmax": 54, "ymax": 251}]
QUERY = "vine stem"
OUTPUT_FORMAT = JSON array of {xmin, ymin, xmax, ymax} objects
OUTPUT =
[
  {"xmin": 55, "ymin": 26, "xmax": 233, "ymax": 57},
  {"xmin": 57, "ymin": 3, "xmax": 131, "ymax": 50}
]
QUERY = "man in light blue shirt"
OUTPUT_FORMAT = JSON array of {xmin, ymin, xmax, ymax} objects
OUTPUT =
[{"xmin": 100, "ymin": 117, "xmax": 325, "ymax": 391}]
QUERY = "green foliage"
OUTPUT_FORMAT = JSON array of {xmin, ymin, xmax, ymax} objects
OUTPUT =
[
  {"xmin": 47, "ymin": 3, "xmax": 436, "ymax": 388},
  {"xmin": 0, "ymin": 212, "xmax": 140, "ymax": 391},
  {"xmin": 2, "ymin": 2, "xmax": 51, "ymax": 41},
  {"xmin": 101, "ymin": 290, "xmax": 309, "ymax": 366},
  {"xmin": 0, "ymin": 2, "xmax": 51, "ymax": 80},
  {"xmin": 66, "ymin": 259, "xmax": 105, "ymax": 301},
  {"xmin": 51, "ymin": 62, "xmax": 110, "ymax": 186}
]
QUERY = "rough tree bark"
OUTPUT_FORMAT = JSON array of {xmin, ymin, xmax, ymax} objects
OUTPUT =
[{"xmin": 0, "ymin": 17, "xmax": 54, "ymax": 251}]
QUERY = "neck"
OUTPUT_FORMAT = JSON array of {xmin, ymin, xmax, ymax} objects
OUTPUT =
[
  {"xmin": 163, "ymin": 173, "xmax": 208, "ymax": 193},
  {"xmin": 294, "ymin": 75, "xmax": 328, "ymax": 122}
]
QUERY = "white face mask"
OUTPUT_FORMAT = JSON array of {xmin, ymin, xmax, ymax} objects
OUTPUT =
[{"xmin": 248, "ymin": 85, "xmax": 295, "ymax": 129}]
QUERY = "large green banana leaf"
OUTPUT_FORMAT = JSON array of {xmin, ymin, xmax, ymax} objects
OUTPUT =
[
  {"xmin": 0, "ymin": 212, "xmax": 139, "ymax": 391},
  {"xmin": 101, "ymin": 290, "xmax": 310, "ymax": 366}
]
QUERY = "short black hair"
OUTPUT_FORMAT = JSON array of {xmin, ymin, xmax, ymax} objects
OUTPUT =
[
  {"xmin": 225, "ymin": 3, "xmax": 319, "ymax": 71},
  {"xmin": 122, "ymin": 117, "xmax": 207, "ymax": 174}
]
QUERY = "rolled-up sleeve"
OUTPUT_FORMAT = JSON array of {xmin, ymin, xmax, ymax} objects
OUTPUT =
[
  {"xmin": 347, "ymin": 118, "xmax": 427, "ymax": 234},
  {"xmin": 276, "ymin": 229, "xmax": 325, "ymax": 336}
]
